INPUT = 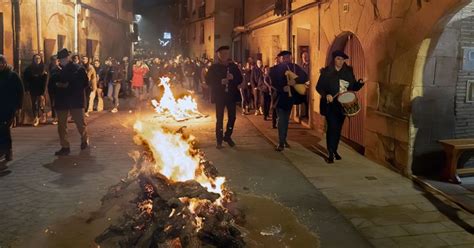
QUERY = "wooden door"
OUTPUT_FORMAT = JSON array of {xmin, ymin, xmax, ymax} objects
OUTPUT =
[{"xmin": 342, "ymin": 35, "xmax": 366, "ymax": 150}]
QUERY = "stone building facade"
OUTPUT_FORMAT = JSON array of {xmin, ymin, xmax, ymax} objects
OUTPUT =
[
  {"xmin": 181, "ymin": 0, "xmax": 242, "ymax": 59},
  {"xmin": 0, "ymin": 0, "xmax": 133, "ymax": 69},
  {"xmin": 413, "ymin": 1, "xmax": 474, "ymax": 175},
  {"xmin": 236, "ymin": 0, "xmax": 471, "ymax": 176}
]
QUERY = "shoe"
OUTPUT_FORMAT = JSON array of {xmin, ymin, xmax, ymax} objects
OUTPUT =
[
  {"xmin": 335, "ymin": 152, "xmax": 342, "ymax": 160},
  {"xmin": 327, "ymin": 155, "xmax": 334, "ymax": 164},
  {"xmin": 33, "ymin": 117, "xmax": 39, "ymax": 127},
  {"xmin": 223, "ymin": 137, "xmax": 236, "ymax": 147},
  {"xmin": 111, "ymin": 108, "xmax": 118, "ymax": 113},
  {"xmin": 272, "ymin": 125, "xmax": 277, "ymax": 129},
  {"xmin": 275, "ymin": 145, "xmax": 284, "ymax": 152},
  {"xmin": 84, "ymin": 112, "xmax": 90, "ymax": 117},
  {"xmin": 5, "ymin": 150, "xmax": 12, "ymax": 161},
  {"xmin": 52, "ymin": 119, "xmax": 58, "ymax": 125},
  {"xmin": 81, "ymin": 138, "xmax": 90, "ymax": 150},
  {"xmin": 216, "ymin": 143, "xmax": 224, "ymax": 149},
  {"xmin": 55, "ymin": 147, "xmax": 71, "ymax": 156},
  {"xmin": 284, "ymin": 142, "xmax": 291, "ymax": 149},
  {"xmin": 264, "ymin": 116, "xmax": 268, "ymax": 121},
  {"xmin": 254, "ymin": 110, "xmax": 259, "ymax": 116},
  {"xmin": 259, "ymin": 107, "xmax": 264, "ymax": 115}
]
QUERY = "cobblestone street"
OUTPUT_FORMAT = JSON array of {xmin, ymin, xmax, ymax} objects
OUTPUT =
[{"xmin": 0, "ymin": 99, "xmax": 473, "ymax": 248}]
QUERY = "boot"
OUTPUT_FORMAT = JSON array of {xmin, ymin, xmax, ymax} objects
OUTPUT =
[{"xmin": 55, "ymin": 147, "xmax": 71, "ymax": 156}]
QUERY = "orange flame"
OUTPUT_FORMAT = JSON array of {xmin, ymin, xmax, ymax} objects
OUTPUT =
[{"xmin": 152, "ymin": 77, "xmax": 205, "ymax": 121}]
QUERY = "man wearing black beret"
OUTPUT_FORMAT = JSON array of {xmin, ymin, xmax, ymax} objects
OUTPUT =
[
  {"xmin": 270, "ymin": 50, "xmax": 308, "ymax": 151},
  {"xmin": 205, "ymin": 46, "xmax": 243, "ymax": 149},
  {"xmin": 51, "ymin": 48, "xmax": 90, "ymax": 156}
]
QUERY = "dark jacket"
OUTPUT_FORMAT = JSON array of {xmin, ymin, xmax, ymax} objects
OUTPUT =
[
  {"xmin": 110, "ymin": 63, "xmax": 124, "ymax": 83},
  {"xmin": 52, "ymin": 62, "xmax": 89, "ymax": 110},
  {"xmin": 250, "ymin": 66, "xmax": 264, "ymax": 90},
  {"xmin": 205, "ymin": 61, "xmax": 243, "ymax": 104},
  {"xmin": 0, "ymin": 68, "xmax": 24, "ymax": 121},
  {"xmin": 23, "ymin": 64, "xmax": 47, "ymax": 96},
  {"xmin": 316, "ymin": 64, "xmax": 364, "ymax": 116},
  {"xmin": 47, "ymin": 65, "xmax": 61, "ymax": 97},
  {"xmin": 269, "ymin": 63, "xmax": 308, "ymax": 110}
]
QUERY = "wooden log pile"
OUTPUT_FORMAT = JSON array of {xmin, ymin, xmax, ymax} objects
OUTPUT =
[{"xmin": 94, "ymin": 151, "xmax": 245, "ymax": 248}]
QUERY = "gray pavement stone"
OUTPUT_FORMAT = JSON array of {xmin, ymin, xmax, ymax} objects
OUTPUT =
[{"xmin": 392, "ymin": 234, "xmax": 449, "ymax": 247}]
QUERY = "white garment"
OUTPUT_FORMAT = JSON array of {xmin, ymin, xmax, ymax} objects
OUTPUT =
[{"xmin": 339, "ymin": 79, "xmax": 350, "ymax": 93}]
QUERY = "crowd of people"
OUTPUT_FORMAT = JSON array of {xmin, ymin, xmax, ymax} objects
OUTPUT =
[{"xmin": 0, "ymin": 43, "xmax": 364, "ymax": 164}]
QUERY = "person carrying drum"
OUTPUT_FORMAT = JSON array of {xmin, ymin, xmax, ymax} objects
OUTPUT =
[{"xmin": 316, "ymin": 50, "xmax": 365, "ymax": 164}]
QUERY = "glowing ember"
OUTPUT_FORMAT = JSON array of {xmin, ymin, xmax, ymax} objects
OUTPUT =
[{"xmin": 152, "ymin": 77, "xmax": 206, "ymax": 121}]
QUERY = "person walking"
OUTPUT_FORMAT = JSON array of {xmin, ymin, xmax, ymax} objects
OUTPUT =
[
  {"xmin": 23, "ymin": 54, "xmax": 48, "ymax": 127},
  {"xmin": 316, "ymin": 50, "xmax": 365, "ymax": 163},
  {"xmin": 205, "ymin": 46, "xmax": 243, "ymax": 149},
  {"xmin": 82, "ymin": 56, "xmax": 97, "ymax": 117},
  {"xmin": 270, "ymin": 51, "xmax": 308, "ymax": 152},
  {"xmin": 0, "ymin": 55, "xmax": 24, "ymax": 161},
  {"xmin": 48, "ymin": 56, "xmax": 61, "ymax": 125},
  {"xmin": 51, "ymin": 48, "xmax": 90, "ymax": 156}
]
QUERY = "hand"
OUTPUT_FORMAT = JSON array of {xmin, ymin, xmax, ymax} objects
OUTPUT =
[
  {"xmin": 326, "ymin": 95, "xmax": 334, "ymax": 103},
  {"xmin": 227, "ymin": 73, "xmax": 234, "ymax": 80},
  {"xmin": 283, "ymin": 86, "xmax": 291, "ymax": 92}
]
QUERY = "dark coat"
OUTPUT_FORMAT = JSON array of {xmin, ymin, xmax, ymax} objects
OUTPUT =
[
  {"xmin": 316, "ymin": 64, "xmax": 364, "ymax": 116},
  {"xmin": 269, "ymin": 63, "xmax": 308, "ymax": 110},
  {"xmin": 52, "ymin": 62, "xmax": 89, "ymax": 110},
  {"xmin": 250, "ymin": 66, "xmax": 264, "ymax": 90},
  {"xmin": 47, "ymin": 65, "xmax": 61, "ymax": 97},
  {"xmin": 0, "ymin": 68, "xmax": 24, "ymax": 121},
  {"xmin": 205, "ymin": 61, "xmax": 243, "ymax": 104},
  {"xmin": 23, "ymin": 65, "xmax": 47, "ymax": 96}
]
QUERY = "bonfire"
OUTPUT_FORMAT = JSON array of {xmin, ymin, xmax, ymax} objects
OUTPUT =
[
  {"xmin": 94, "ymin": 121, "xmax": 244, "ymax": 248},
  {"xmin": 152, "ymin": 77, "xmax": 207, "ymax": 122}
]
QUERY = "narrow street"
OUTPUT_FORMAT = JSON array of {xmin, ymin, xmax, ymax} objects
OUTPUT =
[{"xmin": 0, "ymin": 98, "xmax": 473, "ymax": 247}]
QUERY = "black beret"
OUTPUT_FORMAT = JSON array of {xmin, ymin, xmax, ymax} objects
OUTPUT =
[
  {"xmin": 332, "ymin": 50, "xmax": 349, "ymax": 59},
  {"xmin": 277, "ymin": 50, "xmax": 292, "ymax": 57},
  {"xmin": 57, "ymin": 48, "xmax": 71, "ymax": 59},
  {"xmin": 216, "ymin": 46, "xmax": 230, "ymax": 52}
]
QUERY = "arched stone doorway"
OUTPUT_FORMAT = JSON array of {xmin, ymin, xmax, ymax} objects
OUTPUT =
[
  {"xmin": 326, "ymin": 32, "xmax": 367, "ymax": 153},
  {"xmin": 411, "ymin": 1, "xmax": 474, "ymax": 177}
]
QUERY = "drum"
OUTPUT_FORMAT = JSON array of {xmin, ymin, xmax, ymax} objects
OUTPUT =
[{"xmin": 337, "ymin": 91, "xmax": 361, "ymax": 117}]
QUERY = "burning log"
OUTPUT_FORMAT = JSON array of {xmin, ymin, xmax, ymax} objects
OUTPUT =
[{"xmin": 94, "ymin": 123, "xmax": 245, "ymax": 248}]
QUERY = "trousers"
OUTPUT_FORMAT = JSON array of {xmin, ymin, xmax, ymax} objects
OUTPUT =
[{"xmin": 215, "ymin": 100, "xmax": 237, "ymax": 143}]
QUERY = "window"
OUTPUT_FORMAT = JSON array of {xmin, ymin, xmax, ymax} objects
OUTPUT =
[
  {"xmin": 200, "ymin": 23, "xmax": 204, "ymax": 44},
  {"xmin": 57, "ymin": 35, "xmax": 66, "ymax": 50},
  {"xmin": 467, "ymin": 80, "xmax": 474, "ymax": 103},
  {"xmin": 0, "ymin": 13, "xmax": 3, "ymax": 55},
  {"xmin": 462, "ymin": 47, "xmax": 474, "ymax": 71}
]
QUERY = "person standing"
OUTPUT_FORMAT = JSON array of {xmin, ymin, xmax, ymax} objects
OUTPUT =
[
  {"xmin": 89, "ymin": 59, "xmax": 104, "ymax": 112},
  {"xmin": 239, "ymin": 62, "xmax": 253, "ymax": 115},
  {"xmin": 122, "ymin": 57, "xmax": 132, "ymax": 97},
  {"xmin": 0, "ymin": 55, "xmax": 24, "ymax": 161},
  {"xmin": 82, "ymin": 56, "xmax": 97, "ymax": 117},
  {"xmin": 23, "ymin": 54, "xmax": 48, "ymax": 127},
  {"xmin": 48, "ymin": 56, "xmax": 61, "ymax": 125},
  {"xmin": 316, "ymin": 50, "xmax": 365, "ymax": 163},
  {"xmin": 131, "ymin": 59, "xmax": 149, "ymax": 105},
  {"xmin": 260, "ymin": 66, "xmax": 272, "ymax": 121},
  {"xmin": 149, "ymin": 58, "xmax": 163, "ymax": 99},
  {"xmin": 251, "ymin": 59, "xmax": 265, "ymax": 116},
  {"xmin": 51, "ymin": 48, "xmax": 90, "ymax": 156},
  {"xmin": 109, "ymin": 59, "xmax": 124, "ymax": 113},
  {"xmin": 205, "ymin": 46, "xmax": 243, "ymax": 149},
  {"xmin": 270, "ymin": 51, "xmax": 308, "ymax": 152}
]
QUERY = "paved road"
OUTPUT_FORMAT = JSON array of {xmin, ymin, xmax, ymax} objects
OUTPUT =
[{"xmin": 0, "ymin": 102, "xmax": 370, "ymax": 247}]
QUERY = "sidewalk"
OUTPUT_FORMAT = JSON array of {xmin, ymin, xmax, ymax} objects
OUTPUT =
[{"xmin": 246, "ymin": 114, "xmax": 474, "ymax": 248}]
